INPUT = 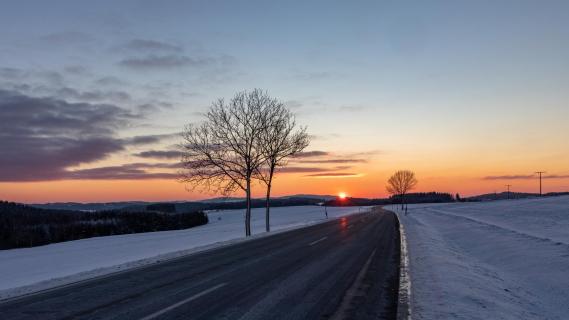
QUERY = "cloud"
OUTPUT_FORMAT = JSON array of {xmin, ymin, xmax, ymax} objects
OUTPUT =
[
  {"xmin": 64, "ymin": 65, "xmax": 89, "ymax": 75},
  {"xmin": 0, "ymin": 90, "xmax": 177, "ymax": 182},
  {"xmin": 94, "ymin": 76, "xmax": 127, "ymax": 87},
  {"xmin": 275, "ymin": 165, "xmax": 352, "ymax": 174},
  {"xmin": 338, "ymin": 105, "xmax": 367, "ymax": 112},
  {"xmin": 292, "ymin": 151, "xmax": 330, "ymax": 158},
  {"xmin": 65, "ymin": 163, "xmax": 179, "ymax": 180},
  {"xmin": 483, "ymin": 174, "xmax": 569, "ymax": 180},
  {"xmin": 121, "ymin": 39, "xmax": 183, "ymax": 53},
  {"xmin": 125, "ymin": 133, "xmax": 180, "ymax": 145},
  {"xmin": 304, "ymin": 173, "xmax": 363, "ymax": 178},
  {"xmin": 135, "ymin": 150, "xmax": 184, "ymax": 159},
  {"xmin": 277, "ymin": 167, "xmax": 330, "ymax": 173},
  {"xmin": 119, "ymin": 55, "xmax": 214, "ymax": 69},
  {"xmin": 297, "ymin": 159, "xmax": 367, "ymax": 164},
  {"xmin": 56, "ymin": 87, "xmax": 131, "ymax": 103}
]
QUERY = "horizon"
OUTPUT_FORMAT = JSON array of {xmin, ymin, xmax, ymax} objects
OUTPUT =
[{"xmin": 1, "ymin": 0, "xmax": 569, "ymax": 203}]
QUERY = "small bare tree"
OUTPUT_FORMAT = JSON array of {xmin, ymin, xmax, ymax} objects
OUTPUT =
[
  {"xmin": 180, "ymin": 89, "xmax": 269, "ymax": 236},
  {"xmin": 386, "ymin": 170, "xmax": 418, "ymax": 210},
  {"xmin": 257, "ymin": 103, "xmax": 310, "ymax": 232}
]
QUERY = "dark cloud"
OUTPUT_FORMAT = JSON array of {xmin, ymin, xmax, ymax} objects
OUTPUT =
[
  {"xmin": 135, "ymin": 150, "xmax": 185, "ymax": 159},
  {"xmin": 121, "ymin": 39, "xmax": 183, "ymax": 53},
  {"xmin": 56, "ymin": 87, "xmax": 131, "ymax": 103},
  {"xmin": 118, "ymin": 54, "xmax": 236, "ymax": 71},
  {"xmin": 64, "ymin": 65, "xmax": 89, "ymax": 75},
  {"xmin": 297, "ymin": 159, "xmax": 367, "ymax": 164},
  {"xmin": 94, "ymin": 76, "xmax": 127, "ymax": 87},
  {"xmin": 0, "ymin": 90, "xmax": 177, "ymax": 182},
  {"xmin": 304, "ymin": 173, "xmax": 361, "ymax": 178},
  {"xmin": 65, "ymin": 163, "xmax": 179, "ymax": 180},
  {"xmin": 0, "ymin": 68, "xmax": 64, "ymax": 87},
  {"xmin": 119, "ymin": 55, "xmax": 214, "ymax": 69},
  {"xmin": 125, "ymin": 133, "xmax": 180, "ymax": 145},
  {"xmin": 276, "ymin": 166, "xmax": 351, "ymax": 174},
  {"xmin": 483, "ymin": 174, "xmax": 569, "ymax": 180},
  {"xmin": 293, "ymin": 151, "xmax": 330, "ymax": 158},
  {"xmin": 0, "ymin": 90, "xmax": 134, "ymax": 181}
]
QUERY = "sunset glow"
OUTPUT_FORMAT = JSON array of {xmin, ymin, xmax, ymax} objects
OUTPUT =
[{"xmin": 0, "ymin": 2, "xmax": 568, "ymax": 203}]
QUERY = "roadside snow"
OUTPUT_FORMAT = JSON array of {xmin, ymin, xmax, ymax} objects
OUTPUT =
[
  {"xmin": 393, "ymin": 196, "xmax": 569, "ymax": 320},
  {"xmin": 0, "ymin": 205, "xmax": 368, "ymax": 300}
]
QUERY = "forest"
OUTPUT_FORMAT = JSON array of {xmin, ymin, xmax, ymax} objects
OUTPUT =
[{"xmin": 0, "ymin": 201, "xmax": 208, "ymax": 249}]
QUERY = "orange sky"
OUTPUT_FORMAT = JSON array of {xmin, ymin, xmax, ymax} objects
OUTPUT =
[{"xmin": 3, "ymin": 162, "xmax": 568, "ymax": 204}]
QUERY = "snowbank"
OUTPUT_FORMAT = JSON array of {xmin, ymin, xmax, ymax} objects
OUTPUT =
[
  {"xmin": 393, "ymin": 196, "xmax": 569, "ymax": 319},
  {"xmin": 0, "ymin": 205, "xmax": 368, "ymax": 300}
]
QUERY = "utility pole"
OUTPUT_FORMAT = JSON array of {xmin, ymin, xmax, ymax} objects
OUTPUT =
[
  {"xmin": 535, "ymin": 171, "xmax": 546, "ymax": 196},
  {"xmin": 505, "ymin": 184, "xmax": 512, "ymax": 200}
]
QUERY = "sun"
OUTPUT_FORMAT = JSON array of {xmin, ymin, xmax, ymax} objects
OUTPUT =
[{"xmin": 338, "ymin": 192, "xmax": 347, "ymax": 200}]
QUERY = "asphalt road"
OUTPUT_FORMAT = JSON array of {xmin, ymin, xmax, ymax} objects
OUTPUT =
[{"xmin": 0, "ymin": 208, "xmax": 401, "ymax": 320}]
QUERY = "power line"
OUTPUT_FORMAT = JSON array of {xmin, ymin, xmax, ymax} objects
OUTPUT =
[
  {"xmin": 535, "ymin": 171, "xmax": 546, "ymax": 196},
  {"xmin": 505, "ymin": 184, "xmax": 512, "ymax": 200}
]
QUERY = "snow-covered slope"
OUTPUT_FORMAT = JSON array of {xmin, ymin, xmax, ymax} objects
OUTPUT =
[
  {"xmin": 393, "ymin": 196, "xmax": 569, "ymax": 320},
  {"xmin": 0, "ymin": 205, "xmax": 368, "ymax": 299}
]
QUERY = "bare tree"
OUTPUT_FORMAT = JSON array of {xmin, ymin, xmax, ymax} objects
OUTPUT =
[
  {"xmin": 386, "ymin": 170, "xmax": 418, "ymax": 210},
  {"xmin": 256, "ymin": 103, "xmax": 310, "ymax": 232},
  {"xmin": 180, "ymin": 89, "xmax": 270, "ymax": 236}
]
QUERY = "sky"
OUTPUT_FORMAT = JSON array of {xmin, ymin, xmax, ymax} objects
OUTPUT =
[{"xmin": 1, "ymin": 0, "xmax": 568, "ymax": 203}]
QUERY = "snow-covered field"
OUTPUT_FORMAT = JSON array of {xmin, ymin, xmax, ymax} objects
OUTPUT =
[
  {"xmin": 0, "ymin": 205, "xmax": 368, "ymax": 300},
  {"xmin": 393, "ymin": 196, "xmax": 569, "ymax": 320}
]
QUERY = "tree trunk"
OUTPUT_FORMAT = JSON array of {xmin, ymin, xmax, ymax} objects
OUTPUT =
[
  {"xmin": 265, "ymin": 184, "xmax": 271, "ymax": 232},
  {"xmin": 265, "ymin": 169, "xmax": 274, "ymax": 233},
  {"xmin": 245, "ymin": 178, "xmax": 251, "ymax": 237}
]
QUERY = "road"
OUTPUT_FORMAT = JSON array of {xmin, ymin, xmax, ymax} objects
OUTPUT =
[{"xmin": 0, "ymin": 209, "xmax": 401, "ymax": 320}]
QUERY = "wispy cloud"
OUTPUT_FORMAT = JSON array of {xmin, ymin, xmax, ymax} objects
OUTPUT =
[
  {"xmin": 120, "ymin": 39, "xmax": 183, "ymax": 53},
  {"xmin": 305, "ymin": 173, "xmax": 363, "ymax": 178},
  {"xmin": 292, "ymin": 150, "xmax": 329, "ymax": 158},
  {"xmin": 135, "ymin": 150, "xmax": 184, "ymax": 159},
  {"xmin": 297, "ymin": 159, "xmax": 367, "ymax": 164},
  {"xmin": 483, "ymin": 174, "xmax": 569, "ymax": 180},
  {"xmin": 65, "ymin": 163, "xmax": 179, "ymax": 180},
  {"xmin": 118, "ymin": 55, "xmax": 235, "ymax": 70}
]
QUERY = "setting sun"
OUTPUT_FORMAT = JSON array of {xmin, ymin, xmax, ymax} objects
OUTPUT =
[{"xmin": 338, "ymin": 192, "xmax": 347, "ymax": 199}]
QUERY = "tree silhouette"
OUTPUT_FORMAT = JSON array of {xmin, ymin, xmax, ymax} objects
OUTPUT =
[
  {"xmin": 257, "ymin": 102, "xmax": 309, "ymax": 232},
  {"xmin": 386, "ymin": 170, "xmax": 418, "ymax": 210}
]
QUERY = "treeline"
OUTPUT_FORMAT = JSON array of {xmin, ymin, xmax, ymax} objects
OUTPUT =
[
  {"xmin": 0, "ymin": 201, "xmax": 208, "ymax": 250},
  {"xmin": 124, "ymin": 197, "xmax": 324, "ymax": 213},
  {"xmin": 389, "ymin": 192, "xmax": 455, "ymax": 204}
]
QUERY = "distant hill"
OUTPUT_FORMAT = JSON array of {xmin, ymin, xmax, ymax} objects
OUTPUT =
[{"xmin": 31, "ymin": 194, "xmax": 337, "ymax": 212}]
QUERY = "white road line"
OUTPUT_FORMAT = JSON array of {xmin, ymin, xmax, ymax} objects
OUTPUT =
[
  {"xmin": 308, "ymin": 236, "xmax": 328, "ymax": 246},
  {"xmin": 139, "ymin": 283, "xmax": 227, "ymax": 320}
]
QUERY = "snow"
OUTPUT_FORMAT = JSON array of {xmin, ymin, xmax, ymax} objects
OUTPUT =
[
  {"xmin": 0, "ymin": 205, "xmax": 368, "ymax": 300},
  {"xmin": 392, "ymin": 196, "xmax": 569, "ymax": 320}
]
